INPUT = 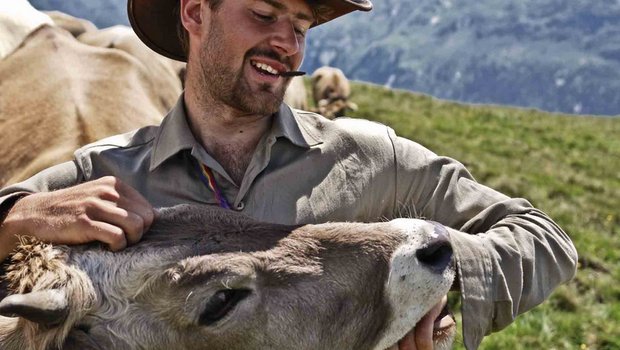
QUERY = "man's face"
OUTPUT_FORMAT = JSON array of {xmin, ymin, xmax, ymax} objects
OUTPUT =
[{"xmin": 196, "ymin": 0, "xmax": 313, "ymax": 115}]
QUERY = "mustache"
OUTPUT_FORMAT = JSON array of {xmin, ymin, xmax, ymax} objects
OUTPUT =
[{"xmin": 246, "ymin": 48, "xmax": 287, "ymax": 63}]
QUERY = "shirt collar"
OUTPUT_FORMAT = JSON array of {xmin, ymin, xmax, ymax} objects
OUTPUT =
[
  {"xmin": 149, "ymin": 94, "xmax": 199, "ymax": 171},
  {"xmin": 150, "ymin": 97, "xmax": 323, "ymax": 171},
  {"xmin": 274, "ymin": 104, "xmax": 323, "ymax": 147}
]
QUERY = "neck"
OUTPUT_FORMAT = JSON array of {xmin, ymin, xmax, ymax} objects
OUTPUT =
[{"xmin": 184, "ymin": 87, "xmax": 274, "ymax": 184}]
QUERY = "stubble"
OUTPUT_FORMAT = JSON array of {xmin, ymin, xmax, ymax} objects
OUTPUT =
[{"xmin": 197, "ymin": 17, "xmax": 288, "ymax": 116}]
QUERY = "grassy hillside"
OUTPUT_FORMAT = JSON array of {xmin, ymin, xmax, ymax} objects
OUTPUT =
[{"xmin": 343, "ymin": 82, "xmax": 620, "ymax": 349}]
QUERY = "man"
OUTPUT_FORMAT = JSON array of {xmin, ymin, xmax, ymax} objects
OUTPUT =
[{"xmin": 0, "ymin": 0, "xmax": 577, "ymax": 349}]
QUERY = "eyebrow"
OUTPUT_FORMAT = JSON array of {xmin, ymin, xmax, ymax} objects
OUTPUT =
[{"xmin": 260, "ymin": 0, "xmax": 315, "ymax": 23}]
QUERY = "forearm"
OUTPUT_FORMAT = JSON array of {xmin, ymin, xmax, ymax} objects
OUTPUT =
[
  {"xmin": 0, "ymin": 161, "xmax": 81, "ymax": 260},
  {"xmin": 447, "ymin": 202, "xmax": 577, "ymax": 349},
  {"xmin": 391, "ymin": 136, "xmax": 578, "ymax": 349},
  {"xmin": 0, "ymin": 194, "xmax": 29, "ymax": 261}
]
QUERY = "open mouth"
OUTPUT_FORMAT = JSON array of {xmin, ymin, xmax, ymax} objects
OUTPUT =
[
  {"xmin": 432, "ymin": 304, "xmax": 456, "ymax": 341},
  {"xmin": 250, "ymin": 60, "xmax": 280, "ymax": 76}
]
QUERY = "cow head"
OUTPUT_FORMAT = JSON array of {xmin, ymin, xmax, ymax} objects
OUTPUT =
[{"xmin": 0, "ymin": 205, "xmax": 455, "ymax": 350}]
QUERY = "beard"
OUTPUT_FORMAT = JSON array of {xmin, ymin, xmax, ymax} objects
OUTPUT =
[{"xmin": 196, "ymin": 17, "xmax": 290, "ymax": 116}]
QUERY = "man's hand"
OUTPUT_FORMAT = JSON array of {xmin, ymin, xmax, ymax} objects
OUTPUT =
[
  {"xmin": 0, "ymin": 176, "xmax": 154, "ymax": 260},
  {"xmin": 386, "ymin": 295, "xmax": 448, "ymax": 350}
]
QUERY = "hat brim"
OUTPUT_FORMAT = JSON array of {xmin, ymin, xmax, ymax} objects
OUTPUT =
[{"xmin": 128, "ymin": 0, "xmax": 372, "ymax": 62}]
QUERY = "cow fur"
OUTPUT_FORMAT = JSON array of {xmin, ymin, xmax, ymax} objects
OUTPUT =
[
  {"xmin": 78, "ymin": 25, "xmax": 186, "ymax": 88},
  {"xmin": 0, "ymin": 0, "xmax": 53, "ymax": 60},
  {"xmin": 44, "ymin": 11, "xmax": 97, "ymax": 38},
  {"xmin": 283, "ymin": 76, "xmax": 309, "ymax": 110},
  {"xmin": 0, "ymin": 205, "xmax": 455, "ymax": 350},
  {"xmin": 0, "ymin": 24, "xmax": 181, "ymax": 186},
  {"xmin": 311, "ymin": 66, "xmax": 358, "ymax": 119}
]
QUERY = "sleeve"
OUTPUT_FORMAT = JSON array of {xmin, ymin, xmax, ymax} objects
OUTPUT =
[
  {"xmin": 0, "ymin": 161, "xmax": 83, "ymax": 220},
  {"xmin": 389, "ymin": 133, "xmax": 578, "ymax": 350}
]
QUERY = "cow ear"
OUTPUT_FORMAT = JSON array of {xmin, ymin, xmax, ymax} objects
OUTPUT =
[{"xmin": 0, "ymin": 289, "xmax": 69, "ymax": 326}]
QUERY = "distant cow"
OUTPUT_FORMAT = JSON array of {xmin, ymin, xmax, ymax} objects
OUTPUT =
[
  {"xmin": 283, "ymin": 76, "xmax": 309, "ymax": 110},
  {"xmin": 0, "ymin": 24, "xmax": 180, "ymax": 186},
  {"xmin": 43, "ymin": 11, "xmax": 97, "ymax": 38},
  {"xmin": 311, "ymin": 66, "xmax": 358, "ymax": 119},
  {"xmin": 0, "ymin": 204, "xmax": 456, "ymax": 350}
]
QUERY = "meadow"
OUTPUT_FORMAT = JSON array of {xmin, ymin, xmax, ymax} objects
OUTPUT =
[{"xmin": 343, "ymin": 82, "xmax": 619, "ymax": 349}]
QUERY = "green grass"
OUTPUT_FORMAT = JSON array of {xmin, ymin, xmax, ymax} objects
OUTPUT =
[{"xmin": 344, "ymin": 82, "xmax": 620, "ymax": 349}]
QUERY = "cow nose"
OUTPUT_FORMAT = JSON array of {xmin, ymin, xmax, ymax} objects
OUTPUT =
[{"xmin": 416, "ymin": 222, "xmax": 453, "ymax": 273}]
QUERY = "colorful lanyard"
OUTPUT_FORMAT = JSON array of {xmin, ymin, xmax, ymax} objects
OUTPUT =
[{"xmin": 194, "ymin": 161, "xmax": 231, "ymax": 209}]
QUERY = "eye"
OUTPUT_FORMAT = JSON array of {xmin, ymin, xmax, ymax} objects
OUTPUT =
[
  {"xmin": 198, "ymin": 289, "xmax": 251, "ymax": 326},
  {"xmin": 253, "ymin": 11, "xmax": 276, "ymax": 23},
  {"xmin": 294, "ymin": 26, "xmax": 307, "ymax": 38}
]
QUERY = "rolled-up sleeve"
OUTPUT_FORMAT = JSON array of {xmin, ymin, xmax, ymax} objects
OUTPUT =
[
  {"xmin": 390, "ymin": 133, "xmax": 578, "ymax": 349},
  {"xmin": 0, "ymin": 161, "xmax": 82, "ymax": 217}
]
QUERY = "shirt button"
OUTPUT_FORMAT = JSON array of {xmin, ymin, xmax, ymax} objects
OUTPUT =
[{"xmin": 235, "ymin": 201, "xmax": 245, "ymax": 211}]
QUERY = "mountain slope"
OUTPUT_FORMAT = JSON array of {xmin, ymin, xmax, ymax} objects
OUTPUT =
[{"xmin": 303, "ymin": 0, "xmax": 620, "ymax": 116}]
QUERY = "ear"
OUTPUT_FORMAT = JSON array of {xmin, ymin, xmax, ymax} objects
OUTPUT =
[
  {"xmin": 180, "ymin": 0, "xmax": 204, "ymax": 36},
  {"xmin": 312, "ymin": 73, "xmax": 323, "ymax": 83},
  {"xmin": 0, "ymin": 289, "xmax": 69, "ymax": 326}
]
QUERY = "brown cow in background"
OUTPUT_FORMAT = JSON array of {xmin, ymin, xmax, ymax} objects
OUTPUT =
[
  {"xmin": 44, "ymin": 10, "xmax": 97, "ymax": 37},
  {"xmin": 0, "ymin": 0, "xmax": 52, "ymax": 59},
  {"xmin": 78, "ymin": 25, "xmax": 186, "ymax": 89},
  {"xmin": 311, "ymin": 66, "xmax": 358, "ymax": 119},
  {"xmin": 283, "ymin": 76, "xmax": 309, "ymax": 110},
  {"xmin": 0, "ymin": 5, "xmax": 184, "ymax": 187}
]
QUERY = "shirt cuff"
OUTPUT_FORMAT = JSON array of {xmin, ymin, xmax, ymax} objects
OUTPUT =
[
  {"xmin": 0, "ymin": 192, "xmax": 30, "ymax": 224},
  {"xmin": 448, "ymin": 228, "xmax": 495, "ymax": 350}
]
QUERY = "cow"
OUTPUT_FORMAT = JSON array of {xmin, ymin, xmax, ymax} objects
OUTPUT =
[
  {"xmin": 283, "ymin": 76, "xmax": 309, "ymax": 110},
  {"xmin": 0, "ymin": 204, "xmax": 456, "ymax": 350},
  {"xmin": 78, "ymin": 25, "xmax": 186, "ymax": 89},
  {"xmin": 44, "ymin": 10, "xmax": 97, "ymax": 38},
  {"xmin": 0, "ymin": 0, "xmax": 52, "ymax": 60},
  {"xmin": 0, "ymin": 23, "xmax": 181, "ymax": 187},
  {"xmin": 311, "ymin": 66, "xmax": 358, "ymax": 119}
]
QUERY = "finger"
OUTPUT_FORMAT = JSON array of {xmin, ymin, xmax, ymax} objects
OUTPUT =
[
  {"xmin": 87, "ymin": 203, "xmax": 145, "ymax": 245},
  {"xmin": 117, "ymin": 211, "xmax": 146, "ymax": 245},
  {"xmin": 414, "ymin": 315, "xmax": 434, "ymax": 350},
  {"xmin": 114, "ymin": 181, "xmax": 155, "ymax": 230},
  {"xmin": 86, "ymin": 220, "xmax": 127, "ymax": 251},
  {"xmin": 398, "ymin": 329, "xmax": 417, "ymax": 350},
  {"xmin": 415, "ymin": 296, "xmax": 448, "ymax": 350}
]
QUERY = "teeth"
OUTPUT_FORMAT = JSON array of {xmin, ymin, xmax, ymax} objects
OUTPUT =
[
  {"xmin": 252, "ymin": 61, "xmax": 279, "ymax": 75},
  {"xmin": 434, "ymin": 315, "xmax": 456, "ymax": 330}
]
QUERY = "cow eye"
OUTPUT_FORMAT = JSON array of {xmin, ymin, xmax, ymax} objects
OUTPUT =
[{"xmin": 198, "ymin": 289, "xmax": 251, "ymax": 326}]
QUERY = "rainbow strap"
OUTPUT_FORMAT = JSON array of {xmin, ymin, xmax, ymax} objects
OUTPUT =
[{"xmin": 195, "ymin": 161, "xmax": 231, "ymax": 209}]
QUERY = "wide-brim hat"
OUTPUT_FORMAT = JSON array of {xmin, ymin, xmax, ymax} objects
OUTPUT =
[{"xmin": 128, "ymin": 0, "xmax": 372, "ymax": 62}]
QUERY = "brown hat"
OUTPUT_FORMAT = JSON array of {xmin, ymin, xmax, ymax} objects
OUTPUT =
[{"xmin": 128, "ymin": 0, "xmax": 372, "ymax": 62}]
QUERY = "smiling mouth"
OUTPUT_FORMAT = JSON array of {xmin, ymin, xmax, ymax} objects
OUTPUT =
[
  {"xmin": 250, "ymin": 60, "xmax": 305, "ymax": 77},
  {"xmin": 251, "ymin": 60, "xmax": 280, "ymax": 76}
]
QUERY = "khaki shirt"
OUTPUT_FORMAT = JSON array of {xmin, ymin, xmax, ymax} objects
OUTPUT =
[{"xmin": 0, "ymin": 96, "xmax": 577, "ymax": 349}]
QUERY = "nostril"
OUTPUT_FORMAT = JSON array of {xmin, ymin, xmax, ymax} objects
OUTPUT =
[{"xmin": 416, "ymin": 238, "xmax": 453, "ymax": 273}]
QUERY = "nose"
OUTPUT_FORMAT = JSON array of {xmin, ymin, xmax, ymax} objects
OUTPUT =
[
  {"xmin": 416, "ymin": 222, "xmax": 453, "ymax": 273},
  {"xmin": 270, "ymin": 19, "xmax": 301, "ymax": 57}
]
